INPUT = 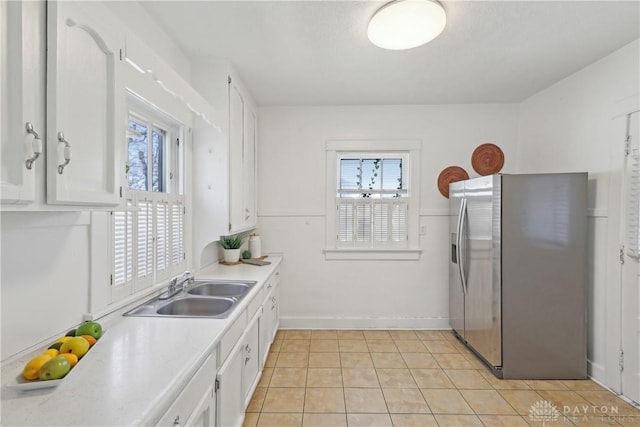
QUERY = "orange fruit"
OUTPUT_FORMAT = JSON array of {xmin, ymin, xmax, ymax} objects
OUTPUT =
[
  {"xmin": 58, "ymin": 353, "xmax": 78, "ymax": 368},
  {"xmin": 22, "ymin": 354, "xmax": 52, "ymax": 380},
  {"xmin": 79, "ymin": 335, "xmax": 97, "ymax": 347}
]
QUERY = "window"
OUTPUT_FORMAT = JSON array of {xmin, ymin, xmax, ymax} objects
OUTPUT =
[
  {"xmin": 111, "ymin": 95, "xmax": 186, "ymax": 303},
  {"xmin": 337, "ymin": 156, "xmax": 408, "ymax": 246},
  {"xmin": 325, "ymin": 140, "xmax": 421, "ymax": 260}
]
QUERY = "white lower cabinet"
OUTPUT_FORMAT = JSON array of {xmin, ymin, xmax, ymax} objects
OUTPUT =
[
  {"xmin": 260, "ymin": 271, "xmax": 280, "ymax": 368},
  {"xmin": 217, "ymin": 309, "xmax": 262, "ymax": 427},
  {"xmin": 157, "ymin": 352, "xmax": 217, "ymax": 427}
]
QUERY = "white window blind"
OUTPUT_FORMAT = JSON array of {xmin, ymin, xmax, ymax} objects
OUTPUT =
[
  {"xmin": 137, "ymin": 199, "xmax": 153, "ymax": 280},
  {"xmin": 113, "ymin": 201, "xmax": 133, "ymax": 287},
  {"xmin": 338, "ymin": 199, "xmax": 408, "ymax": 247},
  {"xmin": 156, "ymin": 200, "xmax": 170, "ymax": 275},
  {"xmin": 171, "ymin": 201, "xmax": 184, "ymax": 266}
]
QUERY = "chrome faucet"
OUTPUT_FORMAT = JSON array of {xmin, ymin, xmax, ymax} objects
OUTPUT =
[{"xmin": 158, "ymin": 271, "xmax": 193, "ymax": 300}]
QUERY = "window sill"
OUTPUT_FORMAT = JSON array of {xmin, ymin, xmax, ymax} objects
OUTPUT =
[{"xmin": 323, "ymin": 248, "xmax": 422, "ymax": 261}]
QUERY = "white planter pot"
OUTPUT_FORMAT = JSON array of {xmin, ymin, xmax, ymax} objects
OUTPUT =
[{"xmin": 223, "ymin": 248, "xmax": 241, "ymax": 263}]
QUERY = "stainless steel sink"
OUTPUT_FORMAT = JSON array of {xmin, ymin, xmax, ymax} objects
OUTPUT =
[
  {"xmin": 123, "ymin": 279, "xmax": 257, "ymax": 319},
  {"xmin": 188, "ymin": 280, "xmax": 255, "ymax": 298},
  {"xmin": 156, "ymin": 296, "xmax": 235, "ymax": 317}
]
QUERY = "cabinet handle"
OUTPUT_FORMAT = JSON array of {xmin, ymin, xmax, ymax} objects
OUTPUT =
[
  {"xmin": 245, "ymin": 354, "xmax": 251, "ymax": 365},
  {"xmin": 245, "ymin": 208, "xmax": 250, "ymax": 220},
  {"xmin": 267, "ymin": 283, "xmax": 273, "ymax": 289},
  {"xmin": 173, "ymin": 416, "xmax": 181, "ymax": 427},
  {"xmin": 56, "ymin": 132, "xmax": 72, "ymax": 174},
  {"xmin": 24, "ymin": 122, "xmax": 42, "ymax": 170},
  {"xmin": 272, "ymin": 297, "xmax": 277, "ymax": 303},
  {"xmin": 271, "ymin": 304, "xmax": 276, "ymax": 311},
  {"xmin": 245, "ymin": 344, "xmax": 252, "ymax": 354}
]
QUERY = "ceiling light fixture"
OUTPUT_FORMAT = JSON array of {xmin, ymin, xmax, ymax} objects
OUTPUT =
[{"xmin": 367, "ymin": 0, "xmax": 446, "ymax": 50}]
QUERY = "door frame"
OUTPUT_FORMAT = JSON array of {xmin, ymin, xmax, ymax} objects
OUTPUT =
[{"xmin": 605, "ymin": 94, "xmax": 639, "ymax": 395}]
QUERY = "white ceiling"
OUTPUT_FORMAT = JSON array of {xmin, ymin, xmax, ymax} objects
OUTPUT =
[{"xmin": 140, "ymin": 0, "xmax": 640, "ymax": 106}]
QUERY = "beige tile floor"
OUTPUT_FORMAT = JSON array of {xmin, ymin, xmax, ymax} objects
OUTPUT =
[{"xmin": 243, "ymin": 330, "xmax": 640, "ymax": 427}]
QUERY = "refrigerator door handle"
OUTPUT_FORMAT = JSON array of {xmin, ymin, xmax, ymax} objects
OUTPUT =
[{"xmin": 456, "ymin": 198, "xmax": 467, "ymax": 295}]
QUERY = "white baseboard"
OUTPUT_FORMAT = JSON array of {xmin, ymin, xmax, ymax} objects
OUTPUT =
[
  {"xmin": 588, "ymin": 359, "xmax": 607, "ymax": 384},
  {"xmin": 279, "ymin": 316, "xmax": 451, "ymax": 330}
]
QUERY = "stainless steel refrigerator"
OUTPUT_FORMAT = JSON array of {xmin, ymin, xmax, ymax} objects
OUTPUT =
[{"xmin": 449, "ymin": 173, "xmax": 587, "ymax": 379}]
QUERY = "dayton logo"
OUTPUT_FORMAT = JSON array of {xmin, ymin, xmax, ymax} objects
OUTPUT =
[{"xmin": 529, "ymin": 400, "xmax": 561, "ymax": 426}]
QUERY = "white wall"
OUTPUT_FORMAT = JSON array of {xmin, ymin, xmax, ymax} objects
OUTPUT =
[
  {"xmin": 516, "ymin": 40, "xmax": 640, "ymax": 388},
  {"xmin": 1, "ymin": 213, "xmax": 92, "ymax": 360},
  {"xmin": 257, "ymin": 104, "xmax": 519, "ymax": 328}
]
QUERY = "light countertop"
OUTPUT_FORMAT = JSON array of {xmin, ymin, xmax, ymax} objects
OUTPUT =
[{"xmin": 0, "ymin": 256, "xmax": 282, "ymax": 426}]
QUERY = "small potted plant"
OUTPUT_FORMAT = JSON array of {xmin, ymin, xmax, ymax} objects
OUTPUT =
[{"xmin": 219, "ymin": 236, "xmax": 244, "ymax": 263}]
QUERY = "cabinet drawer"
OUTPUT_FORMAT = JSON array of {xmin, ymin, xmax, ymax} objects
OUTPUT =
[
  {"xmin": 263, "ymin": 268, "xmax": 280, "ymax": 302},
  {"xmin": 246, "ymin": 286, "xmax": 263, "ymax": 321},
  {"xmin": 157, "ymin": 352, "xmax": 216, "ymax": 427},
  {"xmin": 218, "ymin": 311, "xmax": 247, "ymax": 365}
]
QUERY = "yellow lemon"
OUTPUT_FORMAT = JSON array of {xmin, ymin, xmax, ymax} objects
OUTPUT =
[
  {"xmin": 55, "ymin": 336, "xmax": 73, "ymax": 344},
  {"xmin": 59, "ymin": 336, "xmax": 90, "ymax": 358},
  {"xmin": 43, "ymin": 349, "xmax": 59, "ymax": 357},
  {"xmin": 22, "ymin": 354, "xmax": 52, "ymax": 380},
  {"xmin": 57, "ymin": 353, "xmax": 78, "ymax": 368}
]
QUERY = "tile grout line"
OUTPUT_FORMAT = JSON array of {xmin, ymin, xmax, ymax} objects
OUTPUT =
[{"xmin": 249, "ymin": 331, "xmax": 628, "ymax": 427}]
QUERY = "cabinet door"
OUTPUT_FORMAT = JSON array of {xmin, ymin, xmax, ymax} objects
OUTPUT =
[
  {"xmin": 0, "ymin": 1, "xmax": 44, "ymax": 204},
  {"xmin": 228, "ymin": 81, "xmax": 245, "ymax": 232},
  {"xmin": 157, "ymin": 353, "xmax": 216, "ymax": 427},
  {"xmin": 242, "ymin": 103, "xmax": 257, "ymax": 228},
  {"xmin": 271, "ymin": 283, "xmax": 280, "ymax": 342},
  {"xmin": 243, "ymin": 309, "xmax": 262, "ymax": 407},
  {"xmin": 185, "ymin": 384, "xmax": 215, "ymax": 427},
  {"xmin": 260, "ymin": 283, "xmax": 276, "ymax": 368},
  {"xmin": 46, "ymin": 1, "xmax": 124, "ymax": 206},
  {"xmin": 217, "ymin": 340, "xmax": 245, "ymax": 427}
]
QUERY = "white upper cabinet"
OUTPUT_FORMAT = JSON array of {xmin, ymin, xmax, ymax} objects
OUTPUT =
[
  {"xmin": 242, "ymin": 102, "xmax": 258, "ymax": 229},
  {"xmin": 229, "ymin": 82, "xmax": 245, "ymax": 232},
  {"xmin": 0, "ymin": 1, "xmax": 44, "ymax": 204},
  {"xmin": 228, "ymin": 76, "xmax": 258, "ymax": 234},
  {"xmin": 46, "ymin": 1, "xmax": 124, "ymax": 206},
  {"xmin": 192, "ymin": 63, "xmax": 258, "ymax": 267}
]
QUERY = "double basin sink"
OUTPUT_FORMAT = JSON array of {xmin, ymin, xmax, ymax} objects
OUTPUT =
[{"xmin": 124, "ymin": 280, "xmax": 257, "ymax": 319}]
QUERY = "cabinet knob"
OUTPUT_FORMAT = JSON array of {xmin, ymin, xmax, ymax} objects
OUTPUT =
[
  {"xmin": 173, "ymin": 416, "xmax": 181, "ymax": 427},
  {"xmin": 267, "ymin": 283, "xmax": 273, "ymax": 289},
  {"xmin": 56, "ymin": 132, "xmax": 72, "ymax": 174},
  {"xmin": 24, "ymin": 122, "xmax": 42, "ymax": 170}
]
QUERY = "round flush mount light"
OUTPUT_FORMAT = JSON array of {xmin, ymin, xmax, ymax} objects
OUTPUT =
[{"xmin": 367, "ymin": 0, "xmax": 446, "ymax": 50}]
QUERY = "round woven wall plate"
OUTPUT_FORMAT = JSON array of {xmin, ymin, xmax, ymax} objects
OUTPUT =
[
  {"xmin": 437, "ymin": 166, "xmax": 469, "ymax": 198},
  {"xmin": 471, "ymin": 143, "xmax": 504, "ymax": 175}
]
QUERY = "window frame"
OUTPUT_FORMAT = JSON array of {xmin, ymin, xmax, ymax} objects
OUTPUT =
[
  {"xmin": 324, "ymin": 140, "xmax": 422, "ymax": 260},
  {"xmin": 126, "ymin": 97, "xmax": 183, "ymax": 195},
  {"xmin": 111, "ymin": 97, "xmax": 187, "ymax": 304}
]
